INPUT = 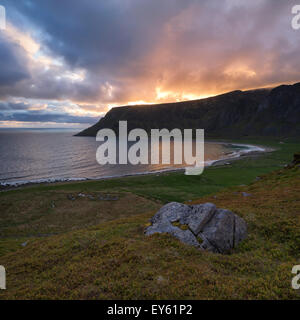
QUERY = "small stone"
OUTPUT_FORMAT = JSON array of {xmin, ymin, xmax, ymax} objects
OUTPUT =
[
  {"xmin": 157, "ymin": 276, "xmax": 166, "ymax": 282},
  {"xmin": 21, "ymin": 241, "xmax": 28, "ymax": 247},
  {"xmin": 107, "ymin": 195, "xmax": 118, "ymax": 201},
  {"xmin": 78, "ymin": 193, "xmax": 86, "ymax": 197},
  {"xmin": 67, "ymin": 194, "xmax": 76, "ymax": 201},
  {"xmin": 98, "ymin": 194, "xmax": 119, "ymax": 201},
  {"xmin": 242, "ymin": 192, "xmax": 252, "ymax": 197}
]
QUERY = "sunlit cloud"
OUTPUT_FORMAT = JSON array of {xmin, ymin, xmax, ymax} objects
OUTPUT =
[
  {"xmin": 0, "ymin": 0, "xmax": 300, "ymax": 127},
  {"xmin": 5, "ymin": 23, "xmax": 40, "ymax": 55}
]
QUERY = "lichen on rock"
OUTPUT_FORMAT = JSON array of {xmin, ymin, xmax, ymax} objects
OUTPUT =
[{"xmin": 145, "ymin": 202, "xmax": 247, "ymax": 254}]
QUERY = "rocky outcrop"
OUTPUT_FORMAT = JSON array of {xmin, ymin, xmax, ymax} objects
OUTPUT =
[{"xmin": 145, "ymin": 202, "xmax": 247, "ymax": 254}]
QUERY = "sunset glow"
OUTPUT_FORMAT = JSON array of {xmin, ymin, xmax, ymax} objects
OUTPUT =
[{"xmin": 1, "ymin": 0, "xmax": 300, "ymax": 127}]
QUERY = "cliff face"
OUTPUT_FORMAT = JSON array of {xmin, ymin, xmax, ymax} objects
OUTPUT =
[{"xmin": 76, "ymin": 82, "xmax": 300, "ymax": 138}]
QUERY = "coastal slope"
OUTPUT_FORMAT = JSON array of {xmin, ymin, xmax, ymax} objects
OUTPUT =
[
  {"xmin": 76, "ymin": 82, "xmax": 300, "ymax": 138},
  {"xmin": 0, "ymin": 147, "xmax": 299, "ymax": 299}
]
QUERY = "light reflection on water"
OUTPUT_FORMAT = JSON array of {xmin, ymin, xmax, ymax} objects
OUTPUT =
[{"xmin": 0, "ymin": 129, "xmax": 235, "ymax": 184}]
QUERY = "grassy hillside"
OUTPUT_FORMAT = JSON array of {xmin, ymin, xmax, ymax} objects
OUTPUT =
[{"xmin": 0, "ymin": 139, "xmax": 299, "ymax": 299}]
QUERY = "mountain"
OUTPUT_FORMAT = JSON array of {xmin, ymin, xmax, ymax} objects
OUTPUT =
[{"xmin": 76, "ymin": 82, "xmax": 300, "ymax": 138}]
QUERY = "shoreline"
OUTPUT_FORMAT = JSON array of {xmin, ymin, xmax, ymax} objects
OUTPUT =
[{"xmin": 0, "ymin": 142, "xmax": 274, "ymax": 192}]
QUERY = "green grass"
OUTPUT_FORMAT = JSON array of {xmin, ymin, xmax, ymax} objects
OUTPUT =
[
  {"xmin": 0, "ymin": 191, "xmax": 161, "ymax": 241},
  {"xmin": 0, "ymin": 138, "xmax": 299, "ymax": 299}
]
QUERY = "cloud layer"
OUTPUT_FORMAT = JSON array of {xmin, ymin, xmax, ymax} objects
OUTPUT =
[{"xmin": 0, "ymin": 0, "xmax": 300, "ymax": 126}]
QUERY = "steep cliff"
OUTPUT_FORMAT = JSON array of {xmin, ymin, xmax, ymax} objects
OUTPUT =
[{"xmin": 76, "ymin": 82, "xmax": 300, "ymax": 138}]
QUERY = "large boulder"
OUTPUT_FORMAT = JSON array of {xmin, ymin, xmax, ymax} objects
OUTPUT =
[{"xmin": 145, "ymin": 202, "xmax": 247, "ymax": 254}]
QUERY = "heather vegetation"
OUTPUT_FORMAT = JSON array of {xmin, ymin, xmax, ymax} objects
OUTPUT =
[{"xmin": 0, "ymin": 139, "xmax": 299, "ymax": 299}]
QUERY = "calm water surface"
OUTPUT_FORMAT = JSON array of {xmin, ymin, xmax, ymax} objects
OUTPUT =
[{"xmin": 0, "ymin": 128, "xmax": 254, "ymax": 186}]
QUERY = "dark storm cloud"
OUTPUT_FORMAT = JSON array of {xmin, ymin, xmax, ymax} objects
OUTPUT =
[
  {"xmin": 1, "ymin": 0, "xmax": 300, "ymax": 125},
  {"xmin": 0, "ymin": 110, "xmax": 98, "ymax": 124},
  {"xmin": 0, "ymin": 98, "xmax": 103, "ymax": 124},
  {"xmin": 1, "ymin": 0, "xmax": 193, "ymax": 103},
  {"xmin": 5, "ymin": 0, "xmax": 189, "ymax": 71},
  {"xmin": 0, "ymin": 33, "xmax": 29, "ymax": 86},
  {"xmin": 0, "ymin": 101, "xmax": 30, "ymax": 110}
]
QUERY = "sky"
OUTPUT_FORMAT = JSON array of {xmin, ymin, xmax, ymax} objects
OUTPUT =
[{"xmin": 0, "ymin": 0, "xmax": 300, "ymax": 128}]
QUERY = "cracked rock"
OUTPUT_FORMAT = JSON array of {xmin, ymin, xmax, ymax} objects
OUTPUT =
[{"xmin": 145, "ymin": 202, "xmax": 247, "ymax": 254}]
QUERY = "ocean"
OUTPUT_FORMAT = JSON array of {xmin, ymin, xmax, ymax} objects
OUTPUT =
[{"xmin": 0, "ymin": 128, "xmax": 264, "ymax": 187}]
